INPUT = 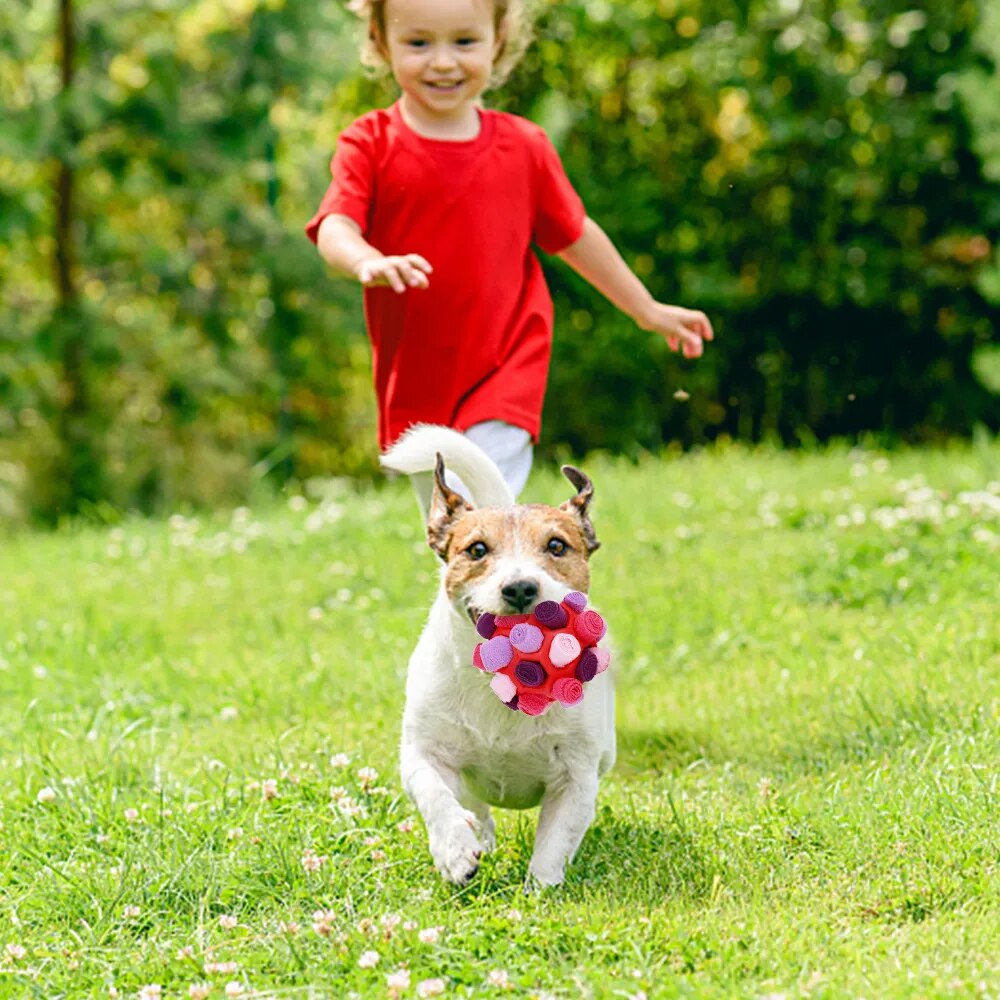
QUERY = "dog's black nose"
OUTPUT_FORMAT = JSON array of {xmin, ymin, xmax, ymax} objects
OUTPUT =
[{"xmin": 501, "ymin": 579, "xmax": 539, "ymax": 613}]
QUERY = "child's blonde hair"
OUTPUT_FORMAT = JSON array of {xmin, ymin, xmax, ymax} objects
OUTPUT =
[{"xmin": 346, "ymin": 0, "xmax": 533, "ymax": 88}]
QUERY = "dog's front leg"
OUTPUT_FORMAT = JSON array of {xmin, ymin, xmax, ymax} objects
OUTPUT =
[
  {"xmin": 528, "ymin": 768, "xmax": 599, "ymax": 887},
  {"xmin": 401, "ymin": 745, "xmax": 483, "ymax": 885}
]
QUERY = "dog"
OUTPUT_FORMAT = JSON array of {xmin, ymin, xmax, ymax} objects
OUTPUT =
[{"xmin": 381, "ymin": 425, "xmax": 615, "ymax": 887}]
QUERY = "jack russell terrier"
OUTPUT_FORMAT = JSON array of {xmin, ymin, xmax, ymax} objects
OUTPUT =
[{"xmin": 381, "ymin": 425, "xmax": 615, "ymax": 887}]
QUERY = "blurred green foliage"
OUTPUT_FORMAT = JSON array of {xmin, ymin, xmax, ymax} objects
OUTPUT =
[
  {"xmin": 0, "ymin": 0, "xmax": 997, "ymax": 522},
  {"xmin": 506, "ymin": 0, "xmax": 1000, "ymax": 456}
]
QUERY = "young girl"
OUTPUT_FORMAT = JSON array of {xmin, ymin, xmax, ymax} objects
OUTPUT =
[{"xmin": 306, "ymin": 0, "xmax": 713, "ymax": 506}]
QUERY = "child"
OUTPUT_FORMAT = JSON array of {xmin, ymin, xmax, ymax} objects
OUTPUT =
[{"xmin": 306, "ymin": 0, "xmax": 713, "ymax": 508}]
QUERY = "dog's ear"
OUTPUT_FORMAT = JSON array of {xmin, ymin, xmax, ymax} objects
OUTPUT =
[
  {"xmin": 427, "ymin": 453, "xmax": 473, "ymax": 559},
  {"xmin": 560, "ymin": 465, "xmax": 600, "ymax": 554}
]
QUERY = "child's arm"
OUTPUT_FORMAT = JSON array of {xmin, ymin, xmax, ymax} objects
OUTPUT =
[
  {"xmin": 557, "ymin": 217, "xmax": 713, "ymax": 358},
  {"xmin": 316, "ymin": 214, "xmax": 433, "ymax": 294}
]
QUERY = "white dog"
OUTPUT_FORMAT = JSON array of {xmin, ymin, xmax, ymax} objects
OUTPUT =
[{"xmin": 381, "ymin": 425, "xmax": 615, "ymax": 887}]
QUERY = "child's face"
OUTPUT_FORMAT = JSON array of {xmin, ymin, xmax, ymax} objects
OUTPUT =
[{"xmin": 379, "ymin": 0, "xmax": 502, "ymax": 125}]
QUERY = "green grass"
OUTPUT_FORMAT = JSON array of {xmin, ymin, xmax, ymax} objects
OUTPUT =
[{"xmin": 1, "ymin": 441, "xmax": 998, "ymax": 999}]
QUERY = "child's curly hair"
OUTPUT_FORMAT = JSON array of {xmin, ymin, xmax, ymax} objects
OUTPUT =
[{"xmin": 346, "ymin": 0, "xmax": 533, "ymax": 89}]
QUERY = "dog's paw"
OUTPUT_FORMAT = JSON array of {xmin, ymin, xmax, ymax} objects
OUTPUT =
[{"xmin": 429, "ymin": 810, "xmax": 483, "ymax": 885}]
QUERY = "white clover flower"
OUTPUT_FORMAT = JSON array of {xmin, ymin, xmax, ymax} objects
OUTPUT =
[
  {"xmin": 336, "ymin": 797, "xmax": 367, "ymax": 819},
  {"xmin": 387, "ymin": 968, "xmax": 411, "ymax": 993},
  {"xmin": 416, "ymin": 978, "xmax": 446, "ymax": 997},
  {"xmin": 358, "ymin": 949, "xmax": 380, "ymax": 969},
  {"xmin": 487, "ymin": 969, "xmax": 511, "ymax": 988},
  {"xmin": 203, "ymin": 961, "xmax": 238, "ymax": 975},
  {"xmin": 301, "ymin": 850, "xmax": 325, "ymax": 872}
]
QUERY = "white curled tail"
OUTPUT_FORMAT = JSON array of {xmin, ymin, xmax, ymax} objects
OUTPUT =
[{"xmin": 380, "ymin": 424, "xmax": 514, "ymax": 508}]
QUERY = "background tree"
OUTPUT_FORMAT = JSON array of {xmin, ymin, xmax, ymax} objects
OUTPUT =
[{"xmin": 0, "ymin": 0, "xmax": 997, "ymax": 523}]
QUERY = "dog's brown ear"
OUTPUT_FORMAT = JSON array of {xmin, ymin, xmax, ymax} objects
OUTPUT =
[
  {"xmin": 427, "ymin": 453, "xmax": 473, "ymax": 559},
  {"xmin": 560, "ymin": 465, "xmax": 600, "ymax": 554}
]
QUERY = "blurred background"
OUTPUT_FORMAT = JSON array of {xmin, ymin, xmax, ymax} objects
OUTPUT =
[{"xmin": 1, "ymin": 0, "xmax": 998, "ymax": 524}]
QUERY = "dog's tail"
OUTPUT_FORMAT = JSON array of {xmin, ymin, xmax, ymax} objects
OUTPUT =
[{"xmin": 380, "ymin": 424, "xmax": 515, "ymax": 508}]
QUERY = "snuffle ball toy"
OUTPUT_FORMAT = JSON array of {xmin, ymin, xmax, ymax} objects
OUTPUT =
[{"xmin": 472, "ymin": 592, "xmax": 610, "ymax": 716}]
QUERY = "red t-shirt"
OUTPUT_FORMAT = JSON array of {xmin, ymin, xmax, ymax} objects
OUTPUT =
[{"xmin": 305, "ymin": 102, "xmax": 585, "ymax": 450}]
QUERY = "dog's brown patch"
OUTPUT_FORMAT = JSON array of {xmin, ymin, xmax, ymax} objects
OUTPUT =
[
  {"xmin": 441, "ymin": 506, "xmax": 591, "ymax": 607},
  {"xmin": 427, "ymin": 456, "xmax": 600, "ymax": 613},
  {"xmin": 560, "ymin": 465, "xmax": 600, "ymax": 554},
  {"xmin": 427, "ymin": 453, "xmax": 473, "ymax": 559}
]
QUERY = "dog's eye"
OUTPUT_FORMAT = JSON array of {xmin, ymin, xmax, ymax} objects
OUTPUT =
[
  {"xmin": 546, "ymin": 537, "xmax": 568, "ymax": 556},
  {"xmin": 466, "ymin": 541, "xmax": 489, "ymax": 560}
]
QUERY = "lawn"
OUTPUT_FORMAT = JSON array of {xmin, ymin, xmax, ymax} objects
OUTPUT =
[{"xmin": 0, "ymin": 441, "xmax": 997, "ymax": 999}]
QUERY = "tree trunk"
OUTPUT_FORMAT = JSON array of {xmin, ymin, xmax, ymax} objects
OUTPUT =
[
  {"xmin": 54, "ymin": 0, "xmax": 100, "ymax": 512},
  {"xmin": 55, "ymin": 0, "xmax": 76, "ymax": 312}
]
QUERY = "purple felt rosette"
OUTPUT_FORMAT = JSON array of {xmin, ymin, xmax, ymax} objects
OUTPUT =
[
  {"xmin": 514, "ymin": 660, "xmax": 546, "ymax": 688},
  {"xmin": 533, "ymin": 600, "xmax": 569, "ymax": 629},
  {"xmin": 480, "ymin": 635, "xmax": 513, "ymax": 672}
]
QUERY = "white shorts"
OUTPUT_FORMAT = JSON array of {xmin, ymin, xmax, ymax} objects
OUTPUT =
[{"xmin": 411, "ymin": 420, "xmax": 533, "ymax": 518}]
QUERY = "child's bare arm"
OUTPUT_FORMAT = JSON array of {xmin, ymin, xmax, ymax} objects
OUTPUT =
[
  {"xmin": 557, "ymin": 217, "xmax": 713, "ymax": 358},
  {"xmin": 316, "ymin": 214, "xmax": 432, "ymax": 293}
]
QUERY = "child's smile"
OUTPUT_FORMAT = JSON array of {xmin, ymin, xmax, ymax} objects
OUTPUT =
[{"xmin": 379, "ymin": 0, "xmax": 503, "ymax": 137}]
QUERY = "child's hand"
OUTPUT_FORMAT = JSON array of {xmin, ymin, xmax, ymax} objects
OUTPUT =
[
  {"xmin": 355, "ymin": 254, "xmax": 433, "ymax": 293},
  {"xmin": 639, "ymin": 302, "xmax": 714, "ymax": 358}
]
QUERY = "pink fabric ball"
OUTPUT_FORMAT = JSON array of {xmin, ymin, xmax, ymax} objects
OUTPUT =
[{"xmin": 471, "ymin": 592, "xmax": 611, "ymax": 716}]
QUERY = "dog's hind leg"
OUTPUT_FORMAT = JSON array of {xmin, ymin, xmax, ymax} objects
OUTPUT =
[
  {"xmin": 527, "ymin": 769, "xmax": 599, "ymax": 887},
  {"xmin": 401, "ymin": 747, "xmax": 484, "ymax": 885}
]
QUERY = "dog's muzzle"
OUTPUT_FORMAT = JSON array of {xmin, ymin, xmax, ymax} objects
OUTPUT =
[{"xmin": 500, "ymin": 579, "xmax": 539, "ymax": 613}]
